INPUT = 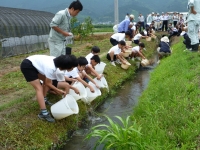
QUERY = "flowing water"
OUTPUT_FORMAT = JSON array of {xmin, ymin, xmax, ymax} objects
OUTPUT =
[{"xmin": 61, "ymin": 60, "xmax": 156, "ymax": 150}]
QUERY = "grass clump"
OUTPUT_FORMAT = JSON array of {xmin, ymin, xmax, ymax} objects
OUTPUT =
[
  {"xmin": 86, "ymin": 116, "xmax": 143, "ymax": 150},
  {"xmin": 132, "ymin": 38, "xmax": 200, "ymax": 149}
]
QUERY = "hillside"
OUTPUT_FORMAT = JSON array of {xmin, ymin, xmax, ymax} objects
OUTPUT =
[{"xmin": 0, "ymin": 0, "xmax": 188, "ymax": 22}]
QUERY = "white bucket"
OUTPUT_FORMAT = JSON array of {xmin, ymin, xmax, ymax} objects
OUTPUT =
[
  {"xmin": 51, "ymin": 94, "xmax": 79, "ymax": 120},
  {"xmin": 93, "ymin": 76, "xmax": 109, "ymax": 92},
  {"xmin": 69, "ymin": 82, "xmax": 87, "ymax": 101},
  {"xmin": 82, "ymin": 82, "xmax": 101, "ymax": 104},
  {"xmin": 95, "ymin": 62, "xmax": 106, "ymax": 74}
]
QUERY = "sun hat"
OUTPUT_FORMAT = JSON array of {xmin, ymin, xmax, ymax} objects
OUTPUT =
[{"xmin": 161, "ymin": 36, "xmax": 169, "ymax": 43}]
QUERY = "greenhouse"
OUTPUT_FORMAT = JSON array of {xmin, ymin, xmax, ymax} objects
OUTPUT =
[{"xmin": 0, "ymin": 6, "xmax": 54, "ymax": 58}]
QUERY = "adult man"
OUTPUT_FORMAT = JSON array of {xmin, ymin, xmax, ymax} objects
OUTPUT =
[
  {"xmin": 118, "ymin": 14, "xmax": 134, "ymax": 33},
  {"xmin": 162, "ymin": 12, "xmax": 169, "ymax": 31},
  {"xmin": 187, "ymin": 0, "xmax": 200, "ymax": 51},
  {"xmin": 48, "ymin": 0, "xmax": 83, "ymax": 57},
  {"xmin": 154, "ymin": 13, "xmax": 161, "ymax": 31},
  {"xmin": 138, "ymin": 13, "xmax": 145, "ymax": 31}
]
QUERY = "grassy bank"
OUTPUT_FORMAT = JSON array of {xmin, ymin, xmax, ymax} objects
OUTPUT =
[
  {"xmin": 0, "ymin": 34, "xmax": 157, "ymax": 149},
  {"xmin": 132, "ymin": 38, "xmax": 200, "ymax": 149}
]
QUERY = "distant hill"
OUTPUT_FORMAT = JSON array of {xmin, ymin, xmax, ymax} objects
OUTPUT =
[{"xmin": 0, "ymin": 0, "xmax": 188, "ymax": 23}]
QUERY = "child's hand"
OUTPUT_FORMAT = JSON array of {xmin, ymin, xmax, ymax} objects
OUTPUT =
[
  {"xmin": 95, "ymin": 83, "xmax": 100, "ymax": 89},
  {"xmin": 89, "ymin": 86, "xmax": 95, "ymax": 93},
  {"xmin": 57, "ymin": 89, "xmax": 66, "ymax": 96},
  {"xmin": 74, "ymin": 88, "xmax": 80, "ymax": 95},
  {"xmin": 97, "ymin": 75, "xmax": 102, "ymax": 80},
  {"xmin": 122, "ymin": 60, "xmax": 127, "ymax": 64}
]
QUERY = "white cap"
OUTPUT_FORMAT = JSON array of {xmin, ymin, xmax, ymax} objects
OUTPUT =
[
  {"xmin": 152, "ymin": 12, "xmax": 154, "ymax": 14},
  {"xmin": 129, "ymin": 14, "xmax": 134, "ymax": 18},
  {"xmin": 157, "ymin": 13, "xmax": 159, "ymax": 15},
  {"xmin": 161, "ymin": 36, "xmax": 169, "ymax": 43}
]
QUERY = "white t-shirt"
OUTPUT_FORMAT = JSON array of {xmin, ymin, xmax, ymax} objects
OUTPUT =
[
  {"xmin": 132, "ymin": 46, "xmax": 140, "ymax": 52},
  {"xmin": 131, "ymin": 25, "xmax": 136, "ymax": 31},
  {"xmin": 27, "ymin": 55, "xmax": 57, "ymax": 80},
  {"xmin": 111, "ymin": 33, "xmax": 125, "ymax": 42},
  {"xmin": 55, "ymin": 68, "xmax": 65, "ymax": 81},
  {"xmin": 85, "ymin": 53, "xmax": 94, "ymax": 64},
  {"xmin": 113, "ymin": 24, "xmax": 118, "ymax": 33},
  {"xmin": 133, "ymin": 33, "xmax": 142, "ymax": 40},
  {"xmin": 138, "ymin": 16, "xmax": 144, "ymax": 22},
  {"xmin": 108, "ymin": 45, "xmax": 121, "ymax": 55},
  {"xmin": 64, "ymin": 67, "xmax": 80, "ymax": 78}
]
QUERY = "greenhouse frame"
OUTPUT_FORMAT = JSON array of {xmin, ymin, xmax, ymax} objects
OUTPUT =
[{"xmin": 0, "ymin": 6, "xmax": 54, "ymax": 58}]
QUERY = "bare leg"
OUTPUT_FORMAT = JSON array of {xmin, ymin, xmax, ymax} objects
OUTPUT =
[{"xmin": 29, "ymin": 79, "xmax": 46, "ymax": 109}]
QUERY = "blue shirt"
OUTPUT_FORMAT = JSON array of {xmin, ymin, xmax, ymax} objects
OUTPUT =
[{"xmin": 117, "ymin": 19, "xmax": 130, "ymax": 32}]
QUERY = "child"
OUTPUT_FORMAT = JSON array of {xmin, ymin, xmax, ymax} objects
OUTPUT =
[
  {"xmin": 47, "ymin": 68, "xmax": 80, "ymax": 98},
  {"xmin": 85, "ymin": 46, "xmax": 100, "ymax": 64},
  {"xmin": 65, "ymin": 57, "xmax": 99, "ymax": 92},
  {"xmin": 107, "ymin": 40, "xmax": 127, "ymax": 66},
  {"xmin": 110, "ymin": 31, "xmax": 132, "ymax": 46},
  {"xmin": 157, "ymin": 36, "xmax": 171, "ymax": 59},
  {"xmin": 130, "ymin": 42, "xmax": 146, "ymax": 60},
  {"xmin": 20, "ymin": 55, "xmax": 78, "ymax": 122},
  {"xmin": 85, "ymin": 55, "xmax": 103, "ymax": 80},
  {"xmin": 133, "ymin": 31, "xmax": 148, "ymax": 44}
]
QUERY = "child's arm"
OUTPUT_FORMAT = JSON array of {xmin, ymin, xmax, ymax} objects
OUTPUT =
[
  {"xmin": 69, "ymin": 84, "xmax": 80, "ymax": 94},
  {"xmin": 84, "ymin": 73, "xmax": 100, "ymax": 89},
  {"xmin": 45, "ymin": 78, "xmax": 66, "ymax": 95},
  {"xmin": 76, "ymin": 76, "xmax": 95, "ymax": 92},
  {"xmin": 87, "ymin": 65, "xmax": 103, "ymax": 80},
  {"xmin": 117, "ymin": 54, "xmax": 126, "ymax": 64},
  {"xmin": 138, "ymin": 51, "xmax": 146, "ymax": 59}
]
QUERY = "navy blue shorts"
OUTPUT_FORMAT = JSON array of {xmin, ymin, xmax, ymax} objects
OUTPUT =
[{"xmin": 20, "ymin": 59, "xmax": 39, "ymax": 82}]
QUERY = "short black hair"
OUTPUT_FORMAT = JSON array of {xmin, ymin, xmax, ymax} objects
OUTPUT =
[
  {"xmin": 54, "ymin": 55, "xmax": 78, "ymax": 69},
  {"xmin": 139, "ymin": 42, "xmax": 145, "ymax": 48},
  {"xmin": 69, "ymin": 0, "xmax": 83, "ymax": 11},
  {"xmin": 125, "ymin": 31, "xmax": 131, "ymax": 37},
  {"xmin": 91, "ymin": 55, "xmax": 100, "ymax": 64},
  {"xmin": 118, "ymin": 40, "xmax": 126, "ymax": 46},
  {"xmin": 77, "ymin": 57, "xmax": 88, "ymax": 66},
  {"xmin": 140, "ymin": 31, "xmax": 144, "ymax": 36},
  {"xmin": 91, "ymin": 46, "xmax": 100, "ymax": 53}
]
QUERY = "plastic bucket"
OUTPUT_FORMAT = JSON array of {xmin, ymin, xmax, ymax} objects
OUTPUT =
[
  {"xmin": 141, "ymin": 59, "xmax": 150, "ymax": 67},
  {"xmin": 95, "ymin": 62, "xmax": 106, "ymax": 74},
  {"xmin": 93, "ymin": 76, "xmax": 108, "ymax": 89},
  {"xmin": 146, "ymin": 37, "xmax": 151, "ymax": 41},
  {"xmin": 69, "ymin": 82, "xmax": 87, "ymax": 101},
  {"xmin": 126, "ymin": 41, "xmax": 132, "ymax": 46},
  {"xmin": 82, "ymin": 82, "xmax": 101, "ymax": 104},
  {"xmin": 51, "ymin": 94, "xmax": 79, "ymax": 120},
  {"xmin": 121, "ymin": 61, "xmax": 131, "ymax": 69},
  {"xmin": 122, "ymin": 51, "xmax": 130, "ymax": 57}
]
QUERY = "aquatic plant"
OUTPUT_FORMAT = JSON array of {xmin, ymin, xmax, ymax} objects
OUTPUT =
[{"xmin": 86, "ymin": 116, "xmax": 143, "ymax": 150}]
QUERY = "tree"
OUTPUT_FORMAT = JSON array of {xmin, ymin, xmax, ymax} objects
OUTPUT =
[{"xmin": 71, "ymin": 17, "xmax": 93, "ymax": 42}]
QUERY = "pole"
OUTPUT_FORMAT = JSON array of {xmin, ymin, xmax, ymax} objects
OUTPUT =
[{"xmin": 114, "ymin": 0, "xmax": 119, "ymax": 25}]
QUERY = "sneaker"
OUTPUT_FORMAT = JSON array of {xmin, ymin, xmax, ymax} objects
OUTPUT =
[
  {"xmin": 115, "ymin": 59, "xmax": 121, "ymax": 64},
  {"xmin": 38, "ymin": 112, "xmax": 55, "ymax": 122},
  {"xmin": 110, "ymin": 61, "xmax": 116, "ymax": 66},
  {"xmin": 44, "ymin": 98, "xmax": 53, "ymax": 106}
]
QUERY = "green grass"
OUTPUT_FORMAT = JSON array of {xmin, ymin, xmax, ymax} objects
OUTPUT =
[
  {"xmin": 93, "ymin": 27, "xmax": 113, "ymax": 33},
  {"xmin": 132, "ymin": 38, "xmax": 200, "ymax": 149}
]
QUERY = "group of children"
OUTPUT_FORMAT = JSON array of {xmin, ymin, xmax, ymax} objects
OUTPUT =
[{"xmin": 20, "ymin": 46, "xmax": 104, "ymax": 122}]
